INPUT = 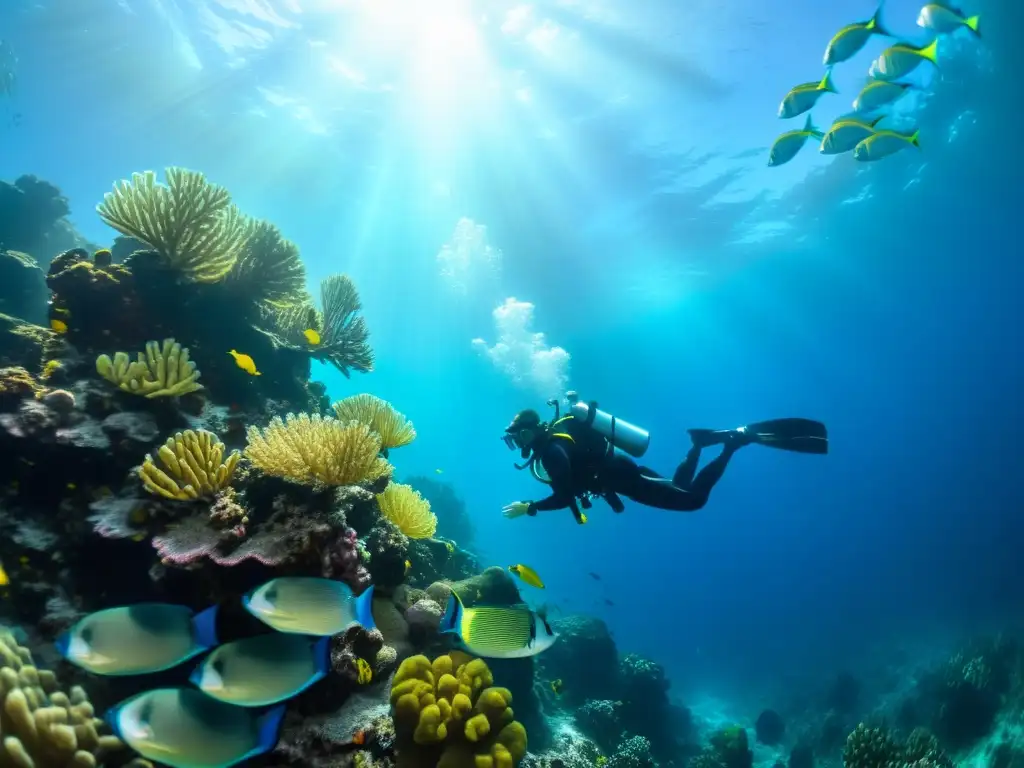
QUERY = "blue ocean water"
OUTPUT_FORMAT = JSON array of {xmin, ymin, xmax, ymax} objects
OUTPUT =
[{"xmin": 1, "ymin": 0, "xmax": 1019, "ymax": 735}]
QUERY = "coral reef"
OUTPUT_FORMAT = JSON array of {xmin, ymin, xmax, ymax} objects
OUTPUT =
[
  {"xmin": 333, "ymin": 394, "xmax": 416, "ymax": 452},
  {"xmin": 404, "ymin": 475, "xmax": 475, "ymax": 546},
  {"xmin": 95, "ymin": 339, "xmax": 202, "ymax": 398},
  {"xmin": 390, "ymin": 653, "xmax": 528, "ymax": 768},
  {"xmin": 138, "ymin": 429, "xmax": 240, "ymax": 500},
  {"xmin": 377, "ymin": 483, "xmax": 437, "ymax": 539}
]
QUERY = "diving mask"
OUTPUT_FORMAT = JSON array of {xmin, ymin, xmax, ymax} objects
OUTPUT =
[{"xmin": 501, "ymin": 427, "xmax": 537, "ymax": 458}]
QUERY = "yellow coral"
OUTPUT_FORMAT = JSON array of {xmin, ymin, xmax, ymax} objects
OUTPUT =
[
  {"xmin": 0, "ymin": 629, "xmax": 124, "ymax": 767},
  {"xmin": 95, "ymin": 339, "xmax": 202, "ymax": 398},
  {"xmin": 377, "ymin": 483, "xmax": 437, "ymax": 539},
  {"xmin": 390, "ymin": 654, "xmax": 527, "ymax": 768},
  {"xmin": 139, "ymin": 429, "xmax": 240, "ymax": 500},
  {"xmin": 332, "ymin": 394, "xmax": 416, "ymax": 450},
  {"xmin": 244, "ymin": 413, "xmax": 392, "ymax": 487},
  {"xmin": 96, "ymin": 168, "xmax": 253, "ymax": 284}
]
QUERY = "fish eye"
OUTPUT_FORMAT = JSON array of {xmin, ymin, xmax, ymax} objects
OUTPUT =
[
  {"xmin": 213, "ymin": 659, "xmax": 226, "ymax": 674},
  {"xmin": 265, "ymin": 588, "xmax": 278, "ymax": 601},
  {"xmin": 81, "ymin": 627, "xmax": 93, "ymax": 643}
]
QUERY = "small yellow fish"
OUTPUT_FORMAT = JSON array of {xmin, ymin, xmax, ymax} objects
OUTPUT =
[
  {"xmin": 778, "ymin": 71, "xmax": 837, "ymax": 119},
  {"xmin": 0, "ymin": 564, "xmax": 9, "ymax": 587},
  {"xmin": 405, "ymin": 559, "xmax": 412, "ymax": 573},
  {"xmin": 66, "ymin": 483, "xmax": 76, "ymax": 490},
  {"xmin": 823, "ymin": 5, "xmax": 890, "ymax": 65},
  {"xmin": 18, "ymin": 556, "xmax": 29, "ymax": 566},
  {"xmin": 917, "ymin": 4, "xmax": 980, "ymax": 36},
  {"xmin": 508, "ymin": 564, "xmax": 546, "ymax": 589},
  {"xmin": 580, "ymin": 512, "xmax": 588, "ymax": 524},
  {"xmin": 550, "ymin": 678, "xmax": 563, "ymax": 695},
  {"xmin": 52, "ymin": 307, "xmax": 70, "ymax": 317},
  {"xmin": 444, "ymin": 541, "xmax": 455, "ymax": 555},
  {"xmin": 50, "ymin": 319, "xmax": 68, "ymax": 334},
  {"xmin": 228, "ymin": 350, "xmax": 261, "ymax": 376},
  {"xmin": 303, "ymin": 328, "xmax": 321, "ymax": 345},
  {"xmin": 869, "ymin": 39, "xmax": 939, "ymax": 81},
  {"xmin": 853, "ymin": 129, "xmax": 921, "ymax": 162},
  {"xmin": 769, "ymin": 114, "xmax": 825, "ymax": 167},
  {"xmin": 355, "ymin": 657, "xmax": 373, "ymax": 684}
]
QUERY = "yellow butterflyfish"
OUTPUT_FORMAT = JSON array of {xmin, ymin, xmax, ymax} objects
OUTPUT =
[
  {"xmin": 228, "ymin": 350, "xmax": 261, "ymax": 376},
  {"xmin": 50, "ymin": 319, "xmax": 68, "ymax": 334},
  {"xmin": 508, "ymin": 564, "xmax": 545, "ymax": 589},
  {"xmin": 303, "ymin": 328, "xmax": 320, "ymax": 345}
]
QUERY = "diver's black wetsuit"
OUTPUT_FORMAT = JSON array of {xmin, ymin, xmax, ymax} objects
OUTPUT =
[{"xmin": 528, "ymin": 434, "xmax": 739, "ymax": 517}]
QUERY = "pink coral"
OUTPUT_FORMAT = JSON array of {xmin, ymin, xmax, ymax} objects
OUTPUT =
[{"xmin": 326, "ymin": 527, "xmax": 370, "ymax": 594}]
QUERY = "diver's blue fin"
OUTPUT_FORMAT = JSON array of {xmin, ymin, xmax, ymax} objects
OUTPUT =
[
  {"xmin": 255, "ymin": 705, "xmax": 287, "ymax": 754},
  {"xmin": 353, "ymin": 584, "xmax": 376, "ymax": 631},
  {"xmin": 440, "ymin": 591, "xmax": 464, "ymax": 636},
  {"xmin": 191, "ymin": 605, "xmax": 220, "ymax": 649},
  {"xmin": 312, "ymin": 636, "xmax": 332, "ymax": 675}
]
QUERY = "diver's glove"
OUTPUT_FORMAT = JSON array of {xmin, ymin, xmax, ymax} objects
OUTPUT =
[{"xmin": 502, "ymin": 501, "xmax": 534, "ymax": 519}]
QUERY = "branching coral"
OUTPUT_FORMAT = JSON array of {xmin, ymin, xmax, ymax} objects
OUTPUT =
[
  {"xmin": 377, "ymin": 483, "xmax": 437, "ymax": 539},
  {"xmin": 96, "ymin": 167, "xmax": 252, "ymax": 284},
  {"xmin": 226, "ymin": 218, "xmax": 307, "ymax": 310},
  {"xmin": 0, "ymin": 629, "xmax": 124, "ymax": 767},
  {"xmin": 333, "ymin": 394, "xmax": 416, "ymax": 451},
  {"xmin": 95, "ymin": 338, "xmax": 202, "ymax": 397},
  {"xmin": 139, "ymin": 429, "xmax": 240, "ymax": 500},
  {"xmin": 390, "ymin": 654, "xmax": 527, "ymax": 768},
  {"xmin": 315, "ymin": 275, "xmax": 374, "ymax": 377},
  {"xmin": 245, "ymin": 413, "xmax": 393, "ymax": 487}
]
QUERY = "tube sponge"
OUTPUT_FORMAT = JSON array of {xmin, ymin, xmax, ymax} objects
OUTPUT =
[
  {"xmin": 95, "ymin": 338, "xmax": 202, "ymax": 398},
  {"xmin": 139, "ymin": 429, "xmax": 240, "ymax": 500},
  {"xmin": 0, "ymin": 630, "xmax": 124, "ymax": 767},
  {"xmin": 390, "ymin": 654, "xmax": 527, "ymax": 768}
]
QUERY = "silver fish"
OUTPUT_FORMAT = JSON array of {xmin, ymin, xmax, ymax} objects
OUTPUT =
[{"xmin": 243, "ymin": 577, "xmax": 376, "ymax": 636}]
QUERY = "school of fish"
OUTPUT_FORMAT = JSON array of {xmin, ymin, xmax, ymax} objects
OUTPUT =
[{"xmin": 769, "ymin": 1, "xmax": 981, "ymax": 168}]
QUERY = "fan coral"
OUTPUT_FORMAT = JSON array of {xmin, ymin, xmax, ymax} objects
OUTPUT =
[
  {"xmin": 377, "ymin": 483, "xmax": 437, "ymax": 539},
  {"xmin": 316, "ymin": 275, "xmax": 374, "ymax": 377},
  {"xmin": 390, "ymin": 654, "xmax": 528, "ymax": 768},
  {"xmin": 226, "ymin": 218, "xmax": 307, "ymax": 310},
  {"xmin": 139, "ymin": 429, "xmax": 241, "ymax": 500},
  {"xmin": 95, "ymin": 167, "xmax": 252, "ymax": 284},
  {"xmin": 0, "ymin": 629, "xmax": 125, "ymax": 767},
  {"xmin": 95, "ymin": 338, "xmax": 202, "ymax": 398},
  {"xmin": 245, "ymin": 414, "xmax": 393, "ymax": 487},
  {"xmin": 333, "ymin": 394, "xmax": 416, "ymax": 451}
]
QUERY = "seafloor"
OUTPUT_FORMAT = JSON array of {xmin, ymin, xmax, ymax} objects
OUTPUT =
[{"xmin": 0, "ymin": 169, "xmax": 1021, "ymax": 768}]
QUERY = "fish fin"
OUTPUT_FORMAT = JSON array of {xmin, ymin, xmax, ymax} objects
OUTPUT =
[
  {"xmin": 870, "ymin": 115, "xmax": 885, "ymax": 127},
  {"xmin": 440, "ymin": 591, "xmax": 464, "ymax": 635},
  {"xmin": 229, "ymin": 350, "xmax": 238, "ymax": 356},
  {"xmin": 313, "ymin": 635, "xmax": 332, "ymax": 675},
  {"xmin": 53, "ymin": 632, "xmax": 70, "ymax": 659},
  {"xmin": 909, "ymin": 130, "xmax": 921, "ymax": 148},
  {"xmin": 103, "ymin": 704, "xmax": 123, "ymax": 738},
  {"xmin": 820, "ymin": 69, "xmax": 838, "ymax": 94},
  {"xmin": 187, "ymin": 660, "xmax": 204, "ymax": 688},
  {"xmin": 354, "ymin": 584, "xmax": 376, "ymax": 631},
  {"xmin": 868, "ymin": 3, "xmax": 892, "ymax": 37},
  {"xmin": 920, "ymin": 38, "xmax": 940, "ymax": 64},
  {"xmin": 802, "ymin": 113, "xmax": 814, "ymax": 133},
  {"xmin": 191, "ymin": 605, "xmax": 220, "ymax": 649},
  {"xmin": 255, "ymin": 705, "xmax": 287, "ymax": 755},
  {"xmin": 964, "ymin": 15, "xmax": 980, "ymax": 36}
]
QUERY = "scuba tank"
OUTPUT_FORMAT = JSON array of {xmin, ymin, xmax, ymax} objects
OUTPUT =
[{"xmin": 565, "ymin": 391, "xmax": 650, "ymax": 458}]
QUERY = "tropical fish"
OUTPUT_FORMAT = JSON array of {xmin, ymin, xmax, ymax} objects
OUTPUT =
[
  {"xmin": 550, "ymin": 678, "xmax": 563, "ymax": 695},
  {"xmin": 823, "ymin": 5, "xmax": 891, "ymax": 65},
  {"xmin": 405, "ymin": 559, "xmax": 412, "ymax": 573},
  {"xmin": 778, "ymin": 71, "xmax": 837, "ymax": 119},
  {"xmin": 0, "ymin": 563, "xmax": 9, "ymax": 587},
  {"xmin": 354, "ymin": 657, "xmax": 373, "ymax": 684},
  {"xmin": 190, "ymin": 634, "xmax": 331, "ymax": 707},
  {"xmin": 820, "ymin": 116, "xmax": 885, "ymax": 155},
  {"xmin": 351, "ymin": 730, "xmax": 367, "ymax": 746},
  {"xmin": 853, "ymin": 129, "xmax": 921, "ymax": 161},
  {"xmin": 917, "ymin": 3, "xmax": 980, "ymax": 35},
  {"xmin": 56, "ymin": 604, "xmax": 219, "ymax": 676},
  {"xmin": 869, "ymin": 39, "xmax": 939, "ymax": 81},
  {"xmin": 508, "ymin": 564, "xmax": 545, "ymax": 589},
  {"xmin": 105, "ymin": 688, "xmax": 285, "ymax": 768},
  {"xmin": 50, "ymin": 319, "xmax": 68, "ymax": 334},
  {"xmin": 853, "ymin": 79, "xmax": 915, "ymax": 112},
  {"xmin": 440, "ymin": 591, "xmax": 559, "ymax": 659},
  {"xmin": 243, "ymin": 577, "xmax": 376, "ymax": 636},
  {"xmin": 769, "ymin": 114, "xmax": 824, "ymax": 167},
  {"xmin": 303, "ymin": 328, "xmax": 320, "ymax": 345},
  {"xmin": 228, "ymin": 350, "xmax": 261, "ymax": 376}
]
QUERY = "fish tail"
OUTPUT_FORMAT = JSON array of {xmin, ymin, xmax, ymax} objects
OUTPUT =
[
  {"xmin": 964, "ymin": 15, "xmax": 980, "ymax": 36},
  {"xmin": 354, "ymin": 584, "xmax": 376, "ymax": 631},
  {"xmin": 909, "ymin": 130, "xmax": 921, "ymax": 149},
  {"xmin": 869, "ymin": 3, "xmax": 892, "ymax": 37},
  {"xmin": 191, "ymin": 605, "xmax": 220, "ymax": 649},
  {"xmin": 441, "ymin": 591, "xmax": 464, "ymax": 636},
  {"xmin": 255, "ymin": 705, "xmax": 287, "ymax": 755},
  {"xmin": 53, "ymin": 631, "xmax": 70, "ymax": 659},
  {"xmin": 313, "ymin": 635, "xmax": 332, "ymax": 674},
  {"xmin": 921, "ymin": 38, "xmax": 940, "ymax": 64},
  {"xmin": 820, "ymin": 69, "xmax": 838, "ymax": 94}
]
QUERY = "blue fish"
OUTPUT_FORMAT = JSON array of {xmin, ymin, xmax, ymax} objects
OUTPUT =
[
  {"xmin": 105, "ymin": 687, "xmax": 284, "ymax": 768},
  {"xmin": 190, "ymin": 634, "xmax": 331, "ymax": 707},
  {"xmin": 242, "ymin": 577, "xmax": 375, "ymax": 636},
  {"xmin": 56, "ymin": 604, "xmax": 219, "ymax": 676}
]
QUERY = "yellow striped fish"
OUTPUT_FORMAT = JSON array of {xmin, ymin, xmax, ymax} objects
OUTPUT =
[{"xmin": 441, "ymin": 591, "xmax": 558, "ymax": 659}]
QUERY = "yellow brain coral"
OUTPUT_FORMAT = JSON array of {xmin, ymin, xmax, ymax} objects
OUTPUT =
[
  {"xmin": 332, "ymin": 394, "xmax": 416, "ymax": 450},
  {"xmin": 377, "ymin": 482, "xmax": 437, "ymax": 539},
  {"xmin": 390, "ymin": 654, "xmax": 527, "ymax": 768},
  {"xmin": 0, "ymin": 629, "xmax": 124, "ymax": 767},
  {"xmin": 244, "ymin": 413, "xmax": 393, "ymax": 487}
]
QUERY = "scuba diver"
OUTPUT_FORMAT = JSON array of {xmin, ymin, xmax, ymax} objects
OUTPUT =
[{"xmin": 501, "ymin": 392, "xmax": 827, "ymax": 523}]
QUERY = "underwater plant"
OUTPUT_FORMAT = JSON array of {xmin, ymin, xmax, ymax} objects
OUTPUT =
[
  {"xmin": 333, "ymin": 393, "xmax": 416, "ymax": 451},
  {"xmin": 376, "ymin": 482, "xmax": 437, "ymax": 539},
  {"xmin": 225, "ymin": 218, "xmax": 308, "ymax": 310},
  {"xmin": 95, "ymin": 338, "xmax": 202, "ymax": 398},
  {"xmin": 316, "ymin": 274, "xmax": 374, "ymax": 377},
  {"xmin": 139, "ymin": 429, "xmax": 241, "ymax": 500}
]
